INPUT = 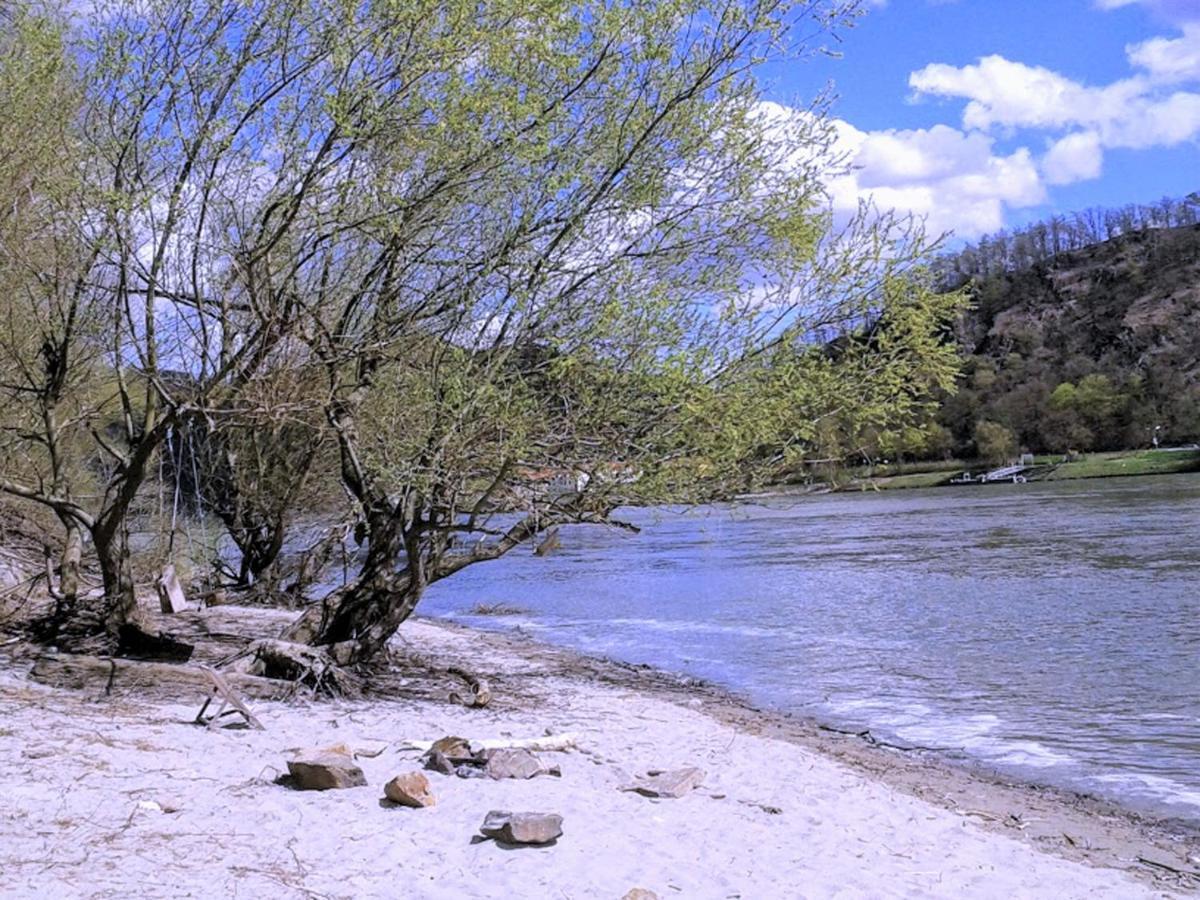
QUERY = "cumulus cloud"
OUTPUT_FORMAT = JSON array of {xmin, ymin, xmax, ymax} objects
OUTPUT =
[
  {"xmin": 824, "ymin": 120, "xmax": 1045, "ymax": 239},
  {"xmin": 909, "ymin": 56, "xmax": 1138, "ymax": 132},
  {"xmin": 911, "ymin": 54, "xmax": 1200, "ymax": 150},
  {"xmin": 1127, "ymin": 23, "xmax": 1200, "ymax": 82},
  {"xmin": 773, "ymin": 8, "xmax": 1200, "ymax": 240},
  {"xmin": 1042, "ymin": 132, "xmax": 1105, "ymax": 185},
  {"xmin": 905, "ymin": 21, "xmax": 1200, "ymax": 200}
]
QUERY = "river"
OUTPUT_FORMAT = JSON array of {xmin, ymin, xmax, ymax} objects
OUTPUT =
[{"xmin": 422, "ymin": 474, "xmax": 1200, "ymax": 821}]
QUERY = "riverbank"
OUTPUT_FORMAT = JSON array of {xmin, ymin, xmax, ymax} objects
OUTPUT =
[
  {"xmin": 836, "ymin": 447, "xmax": 1200, "ymax": 491},
  {"xmin": 1, "ymin": 603, "xmax": 1196, "ymax": 898}
]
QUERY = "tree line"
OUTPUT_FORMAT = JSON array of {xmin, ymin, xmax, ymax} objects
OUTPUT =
[
  {"xmin": 934, "ymin": 194, "xmax": 1200, "ymax": 287},
  {"xmin": 886, "ymin": 200, "xmax": 1200, "ymax": 464}
]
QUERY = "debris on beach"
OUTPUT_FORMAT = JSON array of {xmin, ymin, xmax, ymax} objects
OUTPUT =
[
  {"xmin": 155, "ymin": 564, "xmax": 188, "ymax": 614},
  {"xmin": 418, "ymin": 736, "xmax": 566, "ymax": 780},
  {"xmin": 446, "ymin": 666, "xmax": 492, "ymax": 707},
  {"xmin": 420, "ymin": 735, "xmax": 476, "ymax": 775},
  {"xmin": 383, "ymin": 772, "xmax": 436, "ymax": 808},
  {"xmin": 285, "ymin": 745, "xmax": 367, "ymax": 791},
  {"xmin": 353, "ymin": 741, "xmax": 390, "ymax": 759},
  {"xmin": 622, "ymin": 890, "xmax": 659, "ymax": 900},
  {"xmin": 405, "ymin": 732, "xmax": 579, "ymax": 756},
  {"xmin": 423, "ymin": 750, "xmax": 459, "ymax": 775},
  {"xmin": 479, "ymin": 748, "xmax": 562, "ymax": 780},
  {"xmin": 479, "ymin": 810, "xmax": 563, "ymax": 845},
  {"xmin": 620, "ymin": 767, "xmax": 705, "ymax": 799}
]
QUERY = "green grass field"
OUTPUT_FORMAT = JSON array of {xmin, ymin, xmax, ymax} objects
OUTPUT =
[
  {"xmin": 841, "ymin": 448, "xmax": 1200, "ymax": 491},
  {"xmin": 1041, "ymin": 448, "xmax": 1200, "ymax": 480}
]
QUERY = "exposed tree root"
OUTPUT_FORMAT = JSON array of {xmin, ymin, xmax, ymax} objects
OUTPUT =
[
  {"xmin": 241, "ymin": 638, "xmax": 363, "ymax": 697},
  {"xmin": 446, "ymin": 665, "xmax": 492, "ymax": 707}
]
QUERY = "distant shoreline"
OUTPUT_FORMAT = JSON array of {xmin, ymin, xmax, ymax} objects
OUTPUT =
[{"xmin": 772, "ymin": 447, "xmax": 1200, "ymax": 494}]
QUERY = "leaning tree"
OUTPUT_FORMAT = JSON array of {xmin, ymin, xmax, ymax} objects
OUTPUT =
[{"xmin": 248, "ymin": 0, "xmax": 967, "ymax": 664}]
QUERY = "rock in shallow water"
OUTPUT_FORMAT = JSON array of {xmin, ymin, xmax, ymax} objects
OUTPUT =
[{"xmin": 479, "ymin": 810, "xmax": 563, "ymax": 845}]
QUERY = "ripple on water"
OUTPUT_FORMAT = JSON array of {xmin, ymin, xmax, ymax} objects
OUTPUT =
[{"xmin": 424, "ymin": 475, "xmax": 1200, "ymax": 821}]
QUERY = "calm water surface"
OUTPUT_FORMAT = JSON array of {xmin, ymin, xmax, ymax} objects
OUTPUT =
[{"xmin": 422, "ymin": 475, "xmax": 1200, "ymax": 820}]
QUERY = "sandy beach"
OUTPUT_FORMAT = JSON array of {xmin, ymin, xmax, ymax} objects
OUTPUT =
[{"xmin": 1, "ymin": 604, "xmax": 1196, "ymax": 899}]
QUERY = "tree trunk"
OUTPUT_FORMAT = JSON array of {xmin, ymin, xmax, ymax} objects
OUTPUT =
[
  {"xmin": 281, "ymin": 558, "xmax": 423, "ymax": 664},
  {"xmin": 240, "ymin": 520, "xmax": 286, "ymax": 586},
  {"xmin": 56, "ymin": 522, "xmax": 82, "ymax": 606},
  {"xmin": 91, "ymin": 525, "xmax": 141, "ymax": 635}
]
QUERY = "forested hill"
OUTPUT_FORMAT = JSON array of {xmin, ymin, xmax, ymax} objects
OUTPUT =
[{"xmin": 934, "ymin": 222, "xmax": 1200, "ymax": 457}]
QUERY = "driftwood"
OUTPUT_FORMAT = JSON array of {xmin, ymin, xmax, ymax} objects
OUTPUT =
[
  {"xmin": 194, "ymin": 666, "xmax": 265, "ymax": 730},
  {"xmin": 31, "ymin": 653, "xmax": 290, "ymax": 699},
  {"xmin": 534, "ymin": 527, "xmax": 561, "ymax": 557},
  {"xmin": 402, "ymin": 733, "xmax": 579, "ymax": 755},
  {"xmin": 817, "ymin": 724, "xmax": 959, "ymax": 753},
  {"xmin": 117, "ymin": 624, "xmax": 194, "ymax": 662},
  {"xmin": 242, "ymin": 639, "xmax": 363, "ymax": 697},
  {"xmin": 446, "ymin": 666, "xmax": 491, "ymax": 707}
]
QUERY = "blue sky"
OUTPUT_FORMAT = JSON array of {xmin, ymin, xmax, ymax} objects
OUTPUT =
[{"xmin": 763, "ymin": 0, "xmax": 1200, "ymax": 240}]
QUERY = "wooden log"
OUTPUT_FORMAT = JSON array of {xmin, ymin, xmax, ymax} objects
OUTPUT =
[
  {"xmin": 400, "ymin": 733, "xmax": 579, "ymax": 754},
  {"xmin": 117, "ymin": 624, "xmax": 194, "ymax": 662},
  {"xmin": 30, "ymin": 653, "xmax": 290, "ymax": 700},
  {"xmin": 156, "ymin": 564, "xmax": 189, "ymax": 614}
]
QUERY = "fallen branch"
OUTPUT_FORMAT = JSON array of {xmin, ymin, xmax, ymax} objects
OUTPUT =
[
  {"xmin": 446, "ymin": 666, "xmax": 491, "ymax": 707},
  {"xmin": 31, "ymin": 653, "xmax": 289, "ymax": 700},
  {"xmin": 1136, "ymin": 856, "xmax": 1200, "ymax": 880},
  {"xmin": 400, "ymin": 733, "xmax": 578, "ymax": 755},
  {"xmin": 817, "ymin": 724, "xmax": 960, "ymax": 753},
  {"xmin": 242, "ymin": 639, "xmax": 362, "ymax": 697}
]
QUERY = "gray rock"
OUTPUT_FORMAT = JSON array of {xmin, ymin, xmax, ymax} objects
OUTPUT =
[
  {"xmin": 481, "ymin": 748, "xmax": 561, "ymax": 780},
  {"xmin": 383, "ymin": 772, "xmax": 435, "ymax": 807},
  {"xmin": 423, "ymin": 750, "xmax": 458, "ymax": 775},
  {"xmin": 479, "ymin": 810, "xmax": 563, "ymax": 845},
  {"xmin": 620, "ymin": 767, "xmax": 705, "ymax": 799},
  {"xmin": 286, "ymin": 752, "xmax": 366, "ymax": 791}
]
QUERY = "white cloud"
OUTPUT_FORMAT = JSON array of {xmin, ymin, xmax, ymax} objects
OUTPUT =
[
  {"xmin": 1043, "ymin": 132, "xmax": 1104, "ymax": 185},
  {"xmin": 1127, "ymin": 24, "xmax": 1200, "ymax": 82},
  {"xmin": 908, "ymin": 36, "xmax": 1200, "ymax": 152},
  {"xmin": 778, "ymin": 12, "xmax": 1200, "ymax": 240},
  {"xmin": 1095, "ymin": 0, "xmax": 1200, "ymax": 23},
  {"xmin": 824, "ymin": 120, "xmax": 1046, "ymax": 239},
  {"xmin": 909, "ymin": 56, "xmax": 1146, "ymax": 134}
]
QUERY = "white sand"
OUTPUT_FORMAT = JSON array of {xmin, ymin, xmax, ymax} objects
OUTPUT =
[{"xmin": 0, "ymin": 617, "xmax": 1178, "ymax": 899}]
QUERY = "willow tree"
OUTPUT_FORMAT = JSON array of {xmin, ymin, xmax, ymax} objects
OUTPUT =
[
  {"xmin": 0, "ymin": 0, "xmax": 389, "ymax": 644},
  {"xmin": 256, "ymin": 0, "xmax": 965, "ymax": 665}
]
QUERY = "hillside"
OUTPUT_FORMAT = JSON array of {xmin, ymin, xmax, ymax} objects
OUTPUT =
[{"xmin": 937, "ymin": 223, "xmax": 1200, "ymax": 456}]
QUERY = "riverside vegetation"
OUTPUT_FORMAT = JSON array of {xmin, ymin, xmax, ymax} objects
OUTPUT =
[
  {"xmin": 1, "ymin": 4, "xmax": 1198, "ymax": 895},
  {"xmin": 0, "ymin": 0, "xmax": 965, "ymax": 675}
]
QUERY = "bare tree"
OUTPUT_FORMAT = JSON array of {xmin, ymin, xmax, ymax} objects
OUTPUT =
[{"xmin": 0, "ymin": 0, "xmax": 374, "ymax": 643}]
